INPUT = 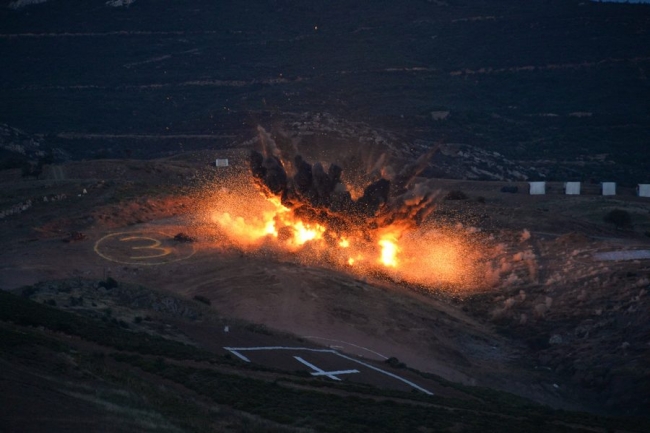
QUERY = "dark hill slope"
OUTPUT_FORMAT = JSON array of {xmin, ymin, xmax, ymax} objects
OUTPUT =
[
  {"xmin": 2, "ymin": 284, "xmax": 649, "ymax": 432},
  {"xmin": 0, "ymin": 0, "xmax": 649, "ymax": 182}
]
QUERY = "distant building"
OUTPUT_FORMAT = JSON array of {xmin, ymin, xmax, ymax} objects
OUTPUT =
[
  {"xmin": 215, "ymin": 158, "xmax": 229, "ymax": 167},
  {"xmin": 564, "ymin": 182, "xmax": 581, "ymax": 195},
  {"xmin": 601, "ymin": 182, "xmax": 616, "ymax": 196},
  {"xmin": 529, "ymin": 182, "xmax": 546, "ymax": 195},
  {"xmin": 638, "ymin": 184, "xmax": 650, "ymax": 197}
]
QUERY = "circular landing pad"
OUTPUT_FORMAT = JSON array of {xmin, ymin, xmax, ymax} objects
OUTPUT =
[{"xmin": 94, "ymin": 231, "xmax": 195, "ymax": 265}]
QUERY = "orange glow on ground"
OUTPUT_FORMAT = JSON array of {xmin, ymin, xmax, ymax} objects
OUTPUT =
[{"xmin": 199, "ymin": 170, "xmax": 485, "ymax": 291}]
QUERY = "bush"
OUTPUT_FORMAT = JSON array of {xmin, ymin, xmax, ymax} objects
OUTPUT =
[
  {"xmin": 69, "ymin": 296, "xmax": 83, "ymax": 306},
  {"xmin": 21, "ymin": 286, "xmax": 38, "ymax": 298},
  {"xmin": 444, "ymin": 190, "xmax": 468, "ymax": 200},
  {"xmin": 246, "ymin": 323, "xmax": 273, "ymax": 335},
  {"xmin": 174, "ymin": 233, "xmax": 196, "ymax": 243},
  {"xmin": 193, "ymin": 295, "xmax": 211, "ymax": 306},
  {"xmin": 603, "ymin": 209, "xmax": 632, "ymax": 229},
  {"xmin": 98, "ymin": 277, "xmax": 119, "ymax": 290},
  {"xmin": 385, "ymin": 357, "xmax": 406, "ymax": 369}
]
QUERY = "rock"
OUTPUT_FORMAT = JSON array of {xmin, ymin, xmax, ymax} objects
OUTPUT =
[
  {"xmin": 549, "ymin": 334, "xmax": 563, "ymax": 345},
  {"xmin": 533, "ymin": 303, "xmax": 547, "ymax": 318},
  {"xmin": 490, "ymin": 308, "xmax": 507, "ymax": 321},
  {"xmin": 545, "ymin": 296, "xmax": 553, "ymax": 308}
]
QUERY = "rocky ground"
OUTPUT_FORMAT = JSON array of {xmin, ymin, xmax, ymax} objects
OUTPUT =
[{"xmin": 1, "ymin": 152, "xmax": 649, "ymax": 423}]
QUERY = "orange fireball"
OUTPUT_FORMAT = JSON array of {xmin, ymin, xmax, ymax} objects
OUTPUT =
[{"xmin": 202, "ymin": 168, "xmax": 483, "ymax": 291}]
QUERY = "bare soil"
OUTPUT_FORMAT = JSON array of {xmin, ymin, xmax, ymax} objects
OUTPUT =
[{"xmin": 1, "ymin": 154, "xmax": 649, "ymax": 416}]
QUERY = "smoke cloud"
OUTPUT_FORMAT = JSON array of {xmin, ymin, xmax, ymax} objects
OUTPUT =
[{"xmin": 249, "ymin": 126, "xmax": 440, "ymax": 237}]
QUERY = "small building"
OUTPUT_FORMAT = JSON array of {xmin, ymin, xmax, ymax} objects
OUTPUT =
[
  {"xmin": 529, "ymin": 182, "xmax": 546, "ymax": 195},
  {"xmin": 638, "ymin": 184, "xmax": 650, "ymax": 197},
  {"xmin": 215, "ymin": 158, "xmax": 229, "ymax": 167},
  {"xmin": 564, "ymin": 182, "xmax": 581, "ymax": 195},
  {"xmin": 601, "ymin": 182, "xmax": 616, "ymax": 196}
]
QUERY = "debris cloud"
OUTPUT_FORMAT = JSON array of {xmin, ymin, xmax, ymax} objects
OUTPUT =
[{"xmin": 205, "ymin": 127, "xmax": 485, "ymax": 291}]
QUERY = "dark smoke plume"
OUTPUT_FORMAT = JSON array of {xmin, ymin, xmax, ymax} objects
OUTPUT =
[{"xmin": 249, "ymin": 126, "xmax": 439, "ymax": 234}]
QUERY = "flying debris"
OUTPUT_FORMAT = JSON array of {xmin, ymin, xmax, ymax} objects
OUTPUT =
[
  {"xmin": 206, "ymin": 126, "xmax": 485, "ymax": 290},
  {"xmin": 249, "ymin": 126, "xmax": 440, "ymax": 235}
]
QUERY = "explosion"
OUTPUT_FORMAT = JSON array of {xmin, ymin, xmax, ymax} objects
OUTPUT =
[
  {"xmin": 206, "ymin": 127, "xmax": 485, "ymax": 290},
  {"xmin": 378, "ymin": 235, "xmax": 399, "ymax": 268}
]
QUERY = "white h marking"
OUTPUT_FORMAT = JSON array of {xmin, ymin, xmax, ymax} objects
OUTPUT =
[
  {"xmin": 222, "ymin": 346, "xmax": 433, "ymax": 395},
  {"xmin": 293, "ymin": 356, "xmax": 359, "ymax": 381}
]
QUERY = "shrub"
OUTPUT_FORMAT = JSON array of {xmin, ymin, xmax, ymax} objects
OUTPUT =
[
  {"xmin": 174, "ymin": 232, "xmax": 196, "ymax": 243},
  {"xmin": 603, "ymin": 209, "xmax": 632, "ymax": 229},
  {"xmin": 385, "ymin": 357, "xmax": 406, "ymax": 369},
  {"xmin": 246, "ymin": 323, "xmax": 273, "ymax": 335},
  {"xmin": 444, "ymin": 190, "xmax": 468, "ymax": 200},
  {"xmin": 69, "ymin": 296, "xmax": 83, "ymax": 306},
  {"xmin": 21, "ymin": 286, "xmax": 38, "ymax": 298},
  {"xmin": 98, "ymin": 277, "xmax": 119, "ymax": 290},
  {"xmin": 193, "ymin": 295, "xmax": 211, "ymax": 305}
]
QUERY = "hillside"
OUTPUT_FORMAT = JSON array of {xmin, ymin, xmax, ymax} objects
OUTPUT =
[
  {"xmin": 2, "ymin": 281, "xmax": 649, "ymax": 433},
  {"xmin": 0, "ymin": 0, "xmax": 649, "ymax": 183},
  {"xmin": 0, "ymin": 153, "xmax": 649, "ymax": 429},
  {"xmin": 2, "ymin": 1, "xmax": 650, "ymax": 431}
]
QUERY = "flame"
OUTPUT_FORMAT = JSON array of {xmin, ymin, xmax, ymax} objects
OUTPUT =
[
  {"xmin": 204, "ymin": 171, "xmax": 484, "ymax": 291},
  {"xmin": 291, "ymin": 221, "xmax": 325, "ymax": 246},
  {"xmin": 210, "ymin": 188, "xmax": 327, "ymax": 250},
  {"xmin": 378, "ymin": 236, "xmax": 399, "ymax": 267}
]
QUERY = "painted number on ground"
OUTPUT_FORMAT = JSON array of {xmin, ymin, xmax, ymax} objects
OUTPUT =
[{"xmin": 94, "ymin": 231, "xmax": 195, "ymax": 265}]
